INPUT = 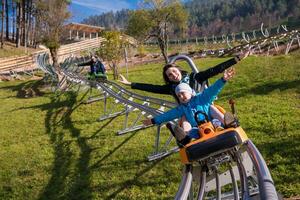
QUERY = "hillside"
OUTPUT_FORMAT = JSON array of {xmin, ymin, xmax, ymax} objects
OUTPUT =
[
  {"xmin": 186, "ymin": 0, "xmax": 300, "ymax": 36},
  {"xmin": 0, "ymin": 52, "xmax": 299, "ymax": 199},
  {"xmin": 81, "ymin": 0, "xmax": 300, "ymax": 37}
]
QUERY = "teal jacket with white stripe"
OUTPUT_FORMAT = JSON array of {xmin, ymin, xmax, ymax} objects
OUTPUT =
[{"xmin": 152, "ymin": 78, "xmax": 226, "ymax": 138}]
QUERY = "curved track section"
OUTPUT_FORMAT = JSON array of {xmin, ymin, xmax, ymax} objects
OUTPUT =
[
  {"xmin": 175, "ymin": 141, "xmax": 278, "ymax": 200},
  {"xmin": 36, "ymin": 52, "xmax": 279, "ymax": 200},
  {"xmin": 59, "ymin": 55, "xmax": 181, "ymax": 161}
]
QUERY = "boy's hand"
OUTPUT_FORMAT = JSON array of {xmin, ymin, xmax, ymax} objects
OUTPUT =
[
  {"xmin": 223, "ymin": 67, "xmax": 235, "ymax": 81},
  {"xmin": 142, "ymin": 118, "xmax": 153, "ymax": 126}
]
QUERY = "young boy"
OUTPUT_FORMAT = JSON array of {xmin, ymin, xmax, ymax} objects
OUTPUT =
[{"xmin": 143, "ymin": 68, "xmax": 235, "ymax": 143}]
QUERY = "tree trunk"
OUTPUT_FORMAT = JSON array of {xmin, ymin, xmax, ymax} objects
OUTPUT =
[
  {"xmin": 1, "ymin": 0, "xmax": 5, "ymax": 48},
  {"xmin": 16, "ymin": 1, "xmax": 21, "ymax": 47},
  {"xmin": 12, "ymin": 0, "xmax": 15, "ymax": 41},
  {"xmin": 27, "ymin": 0, "xmax": 32, "ymax": 46},
  {"xmin": 50, "ymin": 48, "xmax": 67, "ymax": 90},
  {"xmin": 49, "ymin": 48, "xmax": 60, "ymax": 72},
  {"xmin": 113, "ymin": 61, "xmax": 119, "ymax": 80},
  {"xmin": 5, "ymin": 0, "xmax": 8, "ymax": 40},
  {"xmin": 158, "ymin": 36, "xmax": 168, "ymax": 64},
  {"xmin": 21, "ymin": 0, "xmax": 25, "ymax": 46},
  {"xmin": 33, "ymin": 15, "xmax": 38, "ymax": 48}
]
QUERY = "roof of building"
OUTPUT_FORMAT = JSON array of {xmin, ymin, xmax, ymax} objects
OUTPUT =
[{"xmin": 65, "ymin": 22, "xmax": 105, "ymax": 33}]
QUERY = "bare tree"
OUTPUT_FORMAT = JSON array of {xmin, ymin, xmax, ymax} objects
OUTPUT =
[
  {"xmin": 21, "ymin": 0, "xmax": 25, "ymax": 46},
  {"xmin": 127, "ymin": 0, "xmax": 188, "ymax": 63},
  {"xmin": 1, "ymin": 0, "xmax": 4, "ymax": 48},
  {"xmin": 5, "ymin": 0, "xmax": 8, "ymax": 40},
  {"xmin": 12, "ymin": 0, "xmax": 15, "ymax": 41},
  {"xmin": 36, "ymin": 0, "xmax": 71, "ymax": 88},
  {"xmin": 16, "ymin": 0, "xmax": 21, "ymax": 47},
  {"xmin": 27, "ymin": 0, "xmax": 33, "ymax": 46}
]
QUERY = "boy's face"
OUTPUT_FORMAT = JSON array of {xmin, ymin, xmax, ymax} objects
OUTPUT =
[{"xmin": 177, "ymin": 91, "xmax": 192, "ymax": 104}]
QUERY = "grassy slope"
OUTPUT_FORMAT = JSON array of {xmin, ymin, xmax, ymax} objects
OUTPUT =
[
  {"xmin": 0, "ymin": 52, "xmax": 299, "ymax": 199},
  {"xmin": 0, "ymin": 42, "xmax": 38, "ymax": 58}
]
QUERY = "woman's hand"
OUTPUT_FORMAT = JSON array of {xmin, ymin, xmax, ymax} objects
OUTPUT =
[
  {"xmin": 118, "ymin": 74, "xmax": 131, "ymax": 85},
  {"xmin": 142, "ymin": 118, "xmax": 153, "ymax": 126},
  {"xmin": 223, "ymin": 67, "xmax": 235, "ymax": 81}
]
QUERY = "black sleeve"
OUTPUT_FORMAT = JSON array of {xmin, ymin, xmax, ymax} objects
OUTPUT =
[
  {"xmin": 77, "ymin": 60, "xmax": 93, "ymax": 67},
  {"xmin": 194, "ymin": 57, "xmax": 238, "ymax": 83},
  {"xmin": 131, "ymin": 82, "xmax": 172, "ymax": 95}
]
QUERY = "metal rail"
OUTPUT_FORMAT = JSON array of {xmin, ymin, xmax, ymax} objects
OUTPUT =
[
  {"xmin": 174, "ymin": 142, "xmax": 278, "ymax": 200},
  {"xmin": 36, "ymin": 50, "xmax": 279, "ymax": 200}
]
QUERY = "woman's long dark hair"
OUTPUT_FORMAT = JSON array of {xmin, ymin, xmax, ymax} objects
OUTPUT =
[{"xmin": 162, "ymin": 63, "xmax": 188, "ymax": 84}]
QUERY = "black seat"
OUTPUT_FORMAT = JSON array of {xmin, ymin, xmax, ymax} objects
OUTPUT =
[{"xmin": 185, "ymin": 131, "xmax": 242, "ymax": 162}]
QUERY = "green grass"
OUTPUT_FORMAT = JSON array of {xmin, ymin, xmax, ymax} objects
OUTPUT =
[
  {"xmin": 0, "ymin": 51, "xmax": 300, "ymax": 199},
  {"xmin": 0, "ymin": 42, "xmax": 38, "ymax": 58}
]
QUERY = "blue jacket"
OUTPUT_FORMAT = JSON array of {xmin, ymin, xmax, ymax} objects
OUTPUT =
[
  {"xmin": 78, "ymin": 60, "xmax": 106, "ymax": 74},
  {"xmin": 91, "ymin": 60, "xmax": 106, "ymax": 74},
  {"xmin": 152, "ymin": 78, "xmax": 226, "ymax": 138}
]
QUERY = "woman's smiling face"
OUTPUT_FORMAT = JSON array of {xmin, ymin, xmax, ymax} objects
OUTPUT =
[{"xmin": 165, "ymin": 67, "xmax": 182, "ymax": 82}]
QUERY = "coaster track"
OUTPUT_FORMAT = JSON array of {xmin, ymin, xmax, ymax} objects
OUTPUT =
[{"xmin": 36, "ymin": 51, "xmax": 280, "ymax": 200}]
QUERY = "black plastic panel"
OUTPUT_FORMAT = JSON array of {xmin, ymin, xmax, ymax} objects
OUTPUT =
[{"xmin": 186, "ymin": 131, "xmax": 241, "ymax": 162}]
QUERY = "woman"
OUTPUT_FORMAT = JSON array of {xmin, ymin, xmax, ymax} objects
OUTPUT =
[
  {"xmin": 119, "ymin": 53, "xmax": 248, "ymax": 132},
  {"xmin": 119, "ymin": 53, "xmax": 248, "ymax": 102}
]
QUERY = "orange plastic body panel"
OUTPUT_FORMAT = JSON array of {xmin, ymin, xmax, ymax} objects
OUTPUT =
[
  {"xmin": 214, "ymin": 104, "xmax": 226, "ymax": 114},
  {"xmin": 198, "ymin": 122, "xmax": 216, "ymax": 139}
]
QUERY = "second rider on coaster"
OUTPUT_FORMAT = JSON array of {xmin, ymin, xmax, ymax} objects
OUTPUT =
[{"xmin": 78, "ymin": 55, "xmax": 107, "ymax": 80}]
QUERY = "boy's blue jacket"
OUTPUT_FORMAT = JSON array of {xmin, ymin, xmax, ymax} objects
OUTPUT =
[{"xmin": 152, "ymin": 78, "xmax": 226, "ymax": 130}]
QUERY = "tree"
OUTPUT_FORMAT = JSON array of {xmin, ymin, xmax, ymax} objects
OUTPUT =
[
  {"xmin": 1, "ymin": 0, "xmax": 4, "ymax": 48},
  {"xmin": 97, "ymin": 31, "xmax": 126, "ymax": 80},
  {"xmin": 36, "ymin": 0, "xmax": 70, "ymax": 88},
  {"xmin": 12, "ymin": 0, "xmax": 15, "ymax": 41},
  {"xmin": 15, "ymin": 0, "xmax": 20, "ymax": 47},
  {"xmin": 5, "ymin": 0, "xmax": 8, "ymax": 40},
  {"xmin": 127, "ymin": 0, "xmax": 188, "ymax": 63}
]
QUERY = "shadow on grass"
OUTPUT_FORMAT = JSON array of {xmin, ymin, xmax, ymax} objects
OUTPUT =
[
  {"xmin": 31, "ymin": 89, "xmax": 105, "ymax": 199},
  {"xmin": 254, "ymin": 135, "xmax": 300, "ymax": 194},
  {"xmin": 221, "ymin": 79, "xmax": 300, "ymax": 100},
  {"xmin": 35, "ymin": 91, "xmax": 94, "ymax": 200},
  {"xmin": 87, "ymin": 117, "xmax": 117, "ymax": 140},
  {"xmin": 89, "ymin": 131, "xmax": 138, "ymax": 170},
  {"xmin": 0, "ymin": 79, "xmax": 47, "ymax": 98},
  {"xmin": 31, "ymin": 89, "xmax": 138, "ymax": 200},
  {"xmin": 104, "ymin": 159, "xmax": 164, "ymax": 200},
  {"xmin": 7, "ymin": 84, "xmax": 141, "ymax": 199}
]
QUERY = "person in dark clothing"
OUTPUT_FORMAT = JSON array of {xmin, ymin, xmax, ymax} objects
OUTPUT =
[
  {"xmin": 119, "ymin": 52, "xmax": 248, "ymax": 102},
  {"xmin": 78, "ymin": 55, "xmax": 107, "ymax": 79}
]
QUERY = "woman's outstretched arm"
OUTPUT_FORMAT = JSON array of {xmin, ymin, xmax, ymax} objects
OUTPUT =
[
  {"xmin": 118, "ymin": 74, "xmax": 172, "ymax": 94},
  {"xmin": 194, "ymin": 51, "xmax": 249, "ymax": 83}
]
